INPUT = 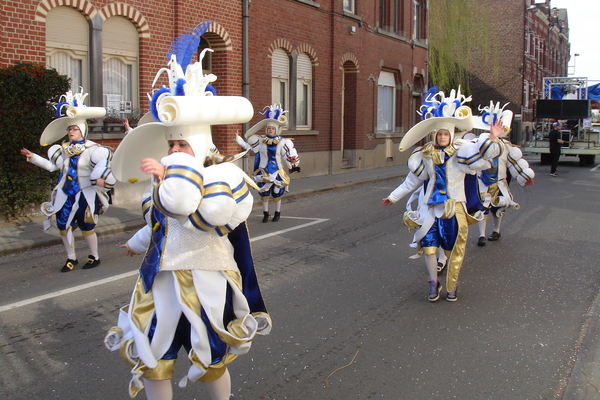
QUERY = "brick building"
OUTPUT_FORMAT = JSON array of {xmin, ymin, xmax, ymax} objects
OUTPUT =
[
  {"xmin": 463, "ymin": 0, "xmax": 569, "ymax": 145},
  {"xmin": 1, "ymin": 0, "xmax": 429, "ymax": 193}
]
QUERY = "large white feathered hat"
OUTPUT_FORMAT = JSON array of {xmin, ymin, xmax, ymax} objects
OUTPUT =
[
  {"xmin": 398, "ymin": 86, "xmax": 473, "ymax": 151},
  {"xmin": 243, "ymin": 104, "xmax": 288, "ymax": 139},
  {"xmin": 473, "ymin": 101, "xmax": 513, "ymax": 137},
  {"xmin": 111, "ymin": 21, "xmax": 254, "ymax": 183},
  {"xmin": 39, "ymin": 88, "xmax": 106, "ymax": 145}
]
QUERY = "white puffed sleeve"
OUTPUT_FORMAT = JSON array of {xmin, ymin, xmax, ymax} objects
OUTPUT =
[
  {"xmin": 203, "ymin": 162, "xmax": 253, "ymax": 230},
  {"xmin": 387, "ymin": 150, "xmax": 427, "ymax": 204},
  {"xmin": 236, "ymin": 134, "xmax": 260, "ymax": 153},
  {"xmin": 507, "ymin": 145, "xmax": 535, "ymax": 186},
  {"xmin": 154, "ymin": 152, "xmax": 205, "ymax": 218},
  {"xmin": 456, "ymin": 133, "xmax": 502, "ymax": 172},
  {"xmin": 235, "ymin": 135, "xmax": 252, "ymax": 151},
  {"xmin": 28, "ymin": 144, "xmax": 63, "ymax": 172},
  {"xmin": 89, "ymin": 146, "xmax": 116, "ymax": 191},
  {"xmin": 180, "ymin": 162, "xmax": 253, "ymax": 235},
  {"xmin": 281, "ymin": 138, "xmax": 300, "ymax": 169}
]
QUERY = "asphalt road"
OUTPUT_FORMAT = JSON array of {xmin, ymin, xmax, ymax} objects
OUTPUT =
[{"xmin": 1, "ymin": 156, "xmax": 599, "ymax": 399}]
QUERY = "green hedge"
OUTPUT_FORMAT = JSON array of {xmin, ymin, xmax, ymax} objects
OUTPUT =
[{"xmin": 0, "ymin": 62, "xmax": 70, "ymax": 218}]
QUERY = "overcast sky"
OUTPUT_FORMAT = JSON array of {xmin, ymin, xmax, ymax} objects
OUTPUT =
[{"xmin": 547, "ymin": 0, "xmax": 599, "ymax": 84}]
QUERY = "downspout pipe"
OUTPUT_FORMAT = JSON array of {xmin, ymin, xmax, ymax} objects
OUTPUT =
[{"xmin": 242, "ymin": 0, "xmax": 250, "ymax": 171}]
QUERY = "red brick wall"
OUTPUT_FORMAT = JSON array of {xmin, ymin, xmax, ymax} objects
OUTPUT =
[{"xmin": 1, "ymin": 0, "xmax": 427, "ymax": 167}]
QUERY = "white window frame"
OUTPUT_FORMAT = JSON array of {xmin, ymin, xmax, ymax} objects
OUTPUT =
[
  {"xmin": 343, "ymin": 0, "xmax": 355, "ymax": 13},
  {"xmin": 102, "ymin": 16, "xmax": 139, "ymax": 113},
  {"xmin": 271, "ymin": 49, "xmax": 290, "ymax": 111},
  {"xmin": 46, "ymin": 6, "xmax": 89, "ymax": 92},
  {"xmin": 377, "ymin": 71, "xmax": 397, "ymax": 133},
  {"xmin": 295, "ymin": 53, "xmax": 312, "ymax": 129}
]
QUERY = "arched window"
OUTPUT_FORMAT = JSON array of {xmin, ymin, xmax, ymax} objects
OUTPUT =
[
  {"xmin": 46, "ymin": 6, "xmax": 89, "ymax": 92},
  {"xmin": 271, "ymin": 48, "xmax": 290, "ymax": 110},
  {"xmin": 102, "ymin": 16, "xmax": 139, "ymax": 115},
  {"xmin": 296, "ymin": 53, "xmax": 312, "ymax": 128},
  {"xmin": 377, "ymin": 71, "xmax": 397, "ymax": 133}
]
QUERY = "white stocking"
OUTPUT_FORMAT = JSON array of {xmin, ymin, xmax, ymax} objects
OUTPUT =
[
  {"xmin": 478, "ymin": 219, "xmax": 487, "ymax": 237},
  {"xmin": 84, "ymin": 232, "xmax": 99, "ymax": 259},
  {"xmin": 492, "ymin": 216, "xmax": 502, "ymax": 233},
  {"xmin": 62, "ymin": 234, "xmax": 76, "ymax": 260},
  {"xmin": 436, "ymin": 247, "xmax": 447, "ymax": 265},
  {"xmin": 425, "ymin": 254, "xmax": 439, "ymax": 282},
  {"xmin": 143, "ymin": 378, "xmax": 173, "ymax": 400},
  {"xmin": 274, "ymin": 200, "xmax": 281, "ymax": 212},
  {"xmin": 262, "ymin": 200, "xmax": 269, "ymax": 213},
  {"xmin": 204, "ymin": 369, "xmax": 231, "ymax": 400}
]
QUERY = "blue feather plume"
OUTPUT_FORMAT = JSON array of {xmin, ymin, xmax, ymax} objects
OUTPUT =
[
  {"xmin": 167, "ymin": 21, "xmax": 213, "ymax": 73},
  {"xmin": 175, "ymin": 78, "xmax": 186, "ymax": 96}
]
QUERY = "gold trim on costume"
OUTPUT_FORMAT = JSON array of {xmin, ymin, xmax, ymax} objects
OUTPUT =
[
  {"xmin": 119, "ymin": 338, "xmax": 137, "ymax": 367},
  {"xmin": 174, "ymin": 270, "xmax": 201, "ymax": 313},
  {"xmin": 402, "ymin": 212, "xmax": 420, "ymax": 229},
  {"xmin": 224, "ymin": 270, "xmax": 242, "ymax": 291},
  {"xmin": 189, "ymin": 212, "xmax": 215, "ymax": 231},
  {"xmin": 130, "ymin": 277, "xmax": 156, "ymax": 334},
  {"xmin": 165, "ymin": 166, "xmax": 204, "ymax": 189},
  {"xmin": 204, "ymin": 183, "xmax": 233, "ymax": 198},
  {"xmin": 440, "ymin": 199, "xmax": 456, "ymax": 219},
  {"xmin": 446, "ymin": 204, "xmax": 468, "ymax": 292},
  {"xmin": 422, "ymin": 246, "xmax": 438, "ymax": 256},
  {"xmin": 431, "ymin": 150, "xmax": 445, "ymax": 165},
  {"xmin": 142, "ymin": 359, "xmax": 176, "ymax": 380},
  {"xmin": 199, "ymin": 365, "xmax": 227, "ymax": 382},
  {"xmin": 276, "ymin": 168, "xmax": 290, "ymax": 186}
]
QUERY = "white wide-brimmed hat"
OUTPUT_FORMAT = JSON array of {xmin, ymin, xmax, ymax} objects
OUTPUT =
[
  {"xmin": 399, "ymin": 87, "xmax": 474, "ymax": 151},
  {"xmin": 111, "ymin": 21, "xmax": 254, "ymax": 183},
  {"xmin": 39, "ymin": 88, "xmax": 106, "ymax": 145},
  {"xmin": 243, "ymin": 104, "xmax": 287, "ymax": 139}
]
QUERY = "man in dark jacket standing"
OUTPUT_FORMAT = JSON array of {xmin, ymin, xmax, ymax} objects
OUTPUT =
[{"xmin": 549, "ymin": 121, "xmax": 565, "ymax": 176}]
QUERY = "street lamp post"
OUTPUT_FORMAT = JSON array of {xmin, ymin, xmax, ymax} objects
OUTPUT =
[{"xmin": 571, "ymin": 53, "xmax": 580, "ymax": 76}]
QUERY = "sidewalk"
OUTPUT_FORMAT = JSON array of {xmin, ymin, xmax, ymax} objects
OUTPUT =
[{"xmin": 0, "ymin": 164, "xmax": 408, "ymax": 256}]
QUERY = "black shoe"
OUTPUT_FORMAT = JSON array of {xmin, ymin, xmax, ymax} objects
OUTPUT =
[
  {"xmin": 488, "ymin": 231, "xmax": 501, "ymax": 241},
  {"xmin": 477, "ymin": 236, "xmax": 486, "ymax": 246},
  {"xmin": 437, "ymin": 260, "xmax": 447, "ymax": 276},
  {"xmin": 446, "ymin": 286, "xmax": 458, "ymax": 302},
  {"xmin": 262, "ymin": 211, "xmax": 269, "ymax": 223},
  {"xmin": 272, "ymin": 211, "xmax": 281, "ymax": 222},
  {"xmin": 61, "ymin": 259, "xmax": 78, "ymax": 273},
  {"xmin": 83, "ymin": 255, "xmax": 100, "ymax": 269},
  {"xmin": 428, "ymin": 279, "xmax": 442, "ymax": 302}
]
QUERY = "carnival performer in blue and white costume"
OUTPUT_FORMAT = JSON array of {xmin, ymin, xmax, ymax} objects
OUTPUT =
[
  {"xmin": 104, "ymin": 22, "xmax": 271, "ymax": 400},
  {"xmin": 20, "ymin": 89, "xmax": 114, "ymax": 272},
  {"xmin": 467, "ymin": 102, "xmax": 535, "ymax": 247},
  {"xmin": 382, "ymin": 87, "xmax": 502, "ymax": 302},
  {"xmin": 235, "ymin": 104, "xmax": 300, "ymax": 222}
]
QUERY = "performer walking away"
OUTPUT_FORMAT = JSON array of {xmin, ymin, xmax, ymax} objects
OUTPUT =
[
  {"xmin": 20, "ymin": 89, "xmax": 113, "ymax": 272},
  {"xmin": 235, "ymin": 104, "xmax": 300, "ymax": 222},
  {"xmin": 549, "ymin": 121, "xmax": 565, "ymax": 176},
  {"xmin": 468, "ymin": 102, "xmax": 535, "ymax": 246},
  {"xmin": 382, "ymin": 87, "xmax": 502, "ymax": 302},
  {"xmin": 104, "ymin": 21, "xmax": 271, "ymax": 400}
]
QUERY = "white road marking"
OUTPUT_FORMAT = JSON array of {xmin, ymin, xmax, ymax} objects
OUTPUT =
[
  {"xmin": 0, "ymin": 217, "xmax": 329, "ymax": 313},
  {"xmin": 590, "ymin": 164, "xmax": 600, "ymax": 171}
]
